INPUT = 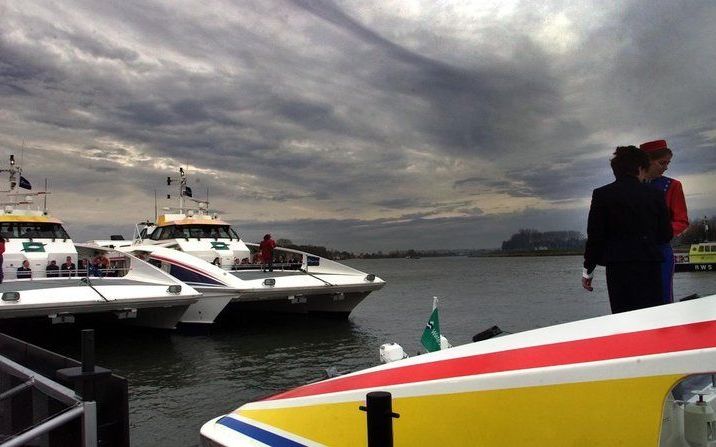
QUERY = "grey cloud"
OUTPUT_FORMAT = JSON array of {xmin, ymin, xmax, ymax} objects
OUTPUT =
[{"xmin": 1, "ymin": 1, "xmax": 715, "ymax": 251}]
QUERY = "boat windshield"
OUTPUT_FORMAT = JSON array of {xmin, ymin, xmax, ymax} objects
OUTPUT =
[
  {"xmin": 0, "ymin": 222, "xmax": 70, "ymax": 239},
  {"xmin": 149, "ymin": 224, "xmax": 240, "ymax": 240}
]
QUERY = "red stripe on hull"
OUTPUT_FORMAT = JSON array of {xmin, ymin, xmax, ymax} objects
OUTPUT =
[{"xmin": 265, "ymin": 320, "xmax": 716, "ymax": 401}]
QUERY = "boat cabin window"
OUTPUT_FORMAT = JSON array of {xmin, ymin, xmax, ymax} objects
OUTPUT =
[
  {"xmin": 0, "ymin": 222, "xmax": 70, "ymax": 239},
  {"xmin": 699, "ymin": 246, "xmax": 705, "ymax": 252},
  {"xmin": 148, "ymin": 224, "xmax": 240, "ymax": 240}
]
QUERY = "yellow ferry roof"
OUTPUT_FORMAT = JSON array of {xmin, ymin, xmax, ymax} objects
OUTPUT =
[
  {"xmin": 156, "ymin": 214, "xmax": 230, "ymax": 227},
  {"xmin": 0, "ymin": 214, "xmax": 63, "ymax": 224}
]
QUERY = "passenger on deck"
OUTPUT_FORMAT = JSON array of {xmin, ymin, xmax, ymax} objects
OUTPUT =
[
  {"xmin": 241, "ymin": 257, "xmax": 250, "ymax": 264},
  {"xmin": 93, "ymin": 252, "xmax": 110, "ymax": 274},
  {"xmin": 88, "ymin": 258, "xmax": 102, "ymax": 277},
  {"xmin": 582, "ymin": 146, "xmax": 672, "ymax": 313},
  {"xmin": 46, "ymin": 260, "xmax": 60, "ymax": 278},
  {"xmin": 259, "ymin": 234, "xmax": 276, "ymax": 272},
  {"xmin": 17, "ymin": 260, "xmax": 32, "ymax": 279},
  {"xmin": 61, "ymin": 256, "xmax": 76, "ymax": 277}
]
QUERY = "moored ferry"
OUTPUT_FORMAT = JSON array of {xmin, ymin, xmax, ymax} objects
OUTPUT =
[
  {"xmin": 674, "ymin": 242, "xmax": 716, "ymax": 272},
  {"xmin": 93, "ymin": 168, "xmax": 385, "ymax": 325},
  {"xmin": 201, "ymin": 294, "xmax": 716, "ymax": 446},
  {"xmin": 0, "ymin": 156, "xmax": 201, "ymax": 329}
]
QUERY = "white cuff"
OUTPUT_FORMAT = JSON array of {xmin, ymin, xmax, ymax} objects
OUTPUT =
[{"xmin": 582, "ymin": 268, "xmax": 593, "ymax": 280}]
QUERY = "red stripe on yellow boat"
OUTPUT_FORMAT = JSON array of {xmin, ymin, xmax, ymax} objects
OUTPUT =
[{"xmin": 263, "ymin": 319, "xmax": 716, "ymax": 401}]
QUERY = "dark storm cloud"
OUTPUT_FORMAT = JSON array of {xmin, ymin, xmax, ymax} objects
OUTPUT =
[
  {"xmin": 0, "ymin": 1, "xmax": 715, "ymax": 249},
  {"xmin": 233, "ymin": 206, "xmax": 587, "ymax": 252},
  {"xmin": 291, "ymin": 0, "xmax": 568, "ymax": 159}
]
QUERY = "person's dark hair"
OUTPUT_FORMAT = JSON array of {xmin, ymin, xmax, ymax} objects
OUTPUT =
[
  {"xmin": 646, "ymin": 147, "xmax": 673, "ymax": 160},
  {"xmin": 610, "ymin": 145, "xmax": 649, "ymax": 178},
  {"xmin": 263, "ymin": 234, "xmax": 271, "ymax": 240}
]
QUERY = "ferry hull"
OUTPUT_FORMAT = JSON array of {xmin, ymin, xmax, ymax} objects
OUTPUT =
[
  {"xmin": 202, "ymin": 295, "xmax": 716, "ymax": 447},
  {"xmin": 225, "ymin": 291, "xmax": 374, "ymax": 319},
  {"xmin": 674, "ymin": 262, "xmax": 715, "ymax": 272}
]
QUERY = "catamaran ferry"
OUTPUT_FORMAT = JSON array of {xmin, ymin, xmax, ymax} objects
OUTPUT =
[
  {"xmin": 0, "ymin": 156, "xmax": 201, "ymax": 330},
  {"xmin": 93, "ymin": 168, "xmax": 385, "ymax": 326}
]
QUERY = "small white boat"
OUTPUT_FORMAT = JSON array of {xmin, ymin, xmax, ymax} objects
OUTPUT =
[
  {"xmin": 0, "ymin": 157, "xmax": 200, "ymax": 330},
  {"xmin": 93, "ymin": 168, "xmax": 385, "ymax": 325},
  {"xmin": 201, "ymin": 294, "xmax": 716, "ymax": 446}
]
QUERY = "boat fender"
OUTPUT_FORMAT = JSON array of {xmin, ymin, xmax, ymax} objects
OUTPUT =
[
  {"xmin": 379, "ymin": 343, "xmax": 408, "ymax": 364},
  {"xmin": 684, "ymin": 394, "xmax": 716, "ymax": 446}
]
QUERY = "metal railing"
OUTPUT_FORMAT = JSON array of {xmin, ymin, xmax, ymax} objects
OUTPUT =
[
  {"xmin": 0, "ymin": 352, "xmax": 96, "ymax": 447},
  {"xmin": 1, "ymin": 266, "xmax": 131, "ymax": 281},
  {"xmin": 0, "ymin": 331, "xmax": 129, "ymax": 447}
]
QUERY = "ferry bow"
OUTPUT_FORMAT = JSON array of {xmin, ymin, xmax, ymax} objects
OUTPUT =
[{"xmin": 201, "ymin": 294, "xmax": 716, "ymax": 446}]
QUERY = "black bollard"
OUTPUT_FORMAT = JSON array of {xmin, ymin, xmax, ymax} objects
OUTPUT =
[
  {"xmin": 359, "ymin": 391, "xmax": 400, "ymax": 447},
  {"xmin": 57, "ymin": 329, "xmax": 111, "ymax": 402},
  {"xmin": 81, "ymin": 329, "xmax": 95, "ymax": 373}
]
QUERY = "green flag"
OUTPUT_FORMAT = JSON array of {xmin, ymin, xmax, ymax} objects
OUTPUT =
[{"xmin": 420, "ymin": 297, "xmax": 441, "ymax": 352}]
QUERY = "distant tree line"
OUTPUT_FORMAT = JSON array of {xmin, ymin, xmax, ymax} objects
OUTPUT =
[
  {"xmin": 500, "ymin": 229, "xmax": 585, "ymax": 252},
  {"xmin": 275, "ymin": 239, "xmax": 473, "ymax": 260},
  {"xmin": 674, "ymin": 215, "xmax": 715, "ymax": 246}
]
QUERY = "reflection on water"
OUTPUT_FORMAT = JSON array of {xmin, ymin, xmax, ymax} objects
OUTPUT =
[{"xmin": 4, "ymin": 256, "xmax": 716, "ymax": 446}]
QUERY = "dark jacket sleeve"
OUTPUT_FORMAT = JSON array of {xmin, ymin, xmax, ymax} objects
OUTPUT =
[{"xmin": 584, "ymin": 189, "xmax": 605, "ymax": 272}]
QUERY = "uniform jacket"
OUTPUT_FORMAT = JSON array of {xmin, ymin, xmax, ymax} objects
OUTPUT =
[
  {"xmin": 584, "ymin": 176, "xmax": 672, "ymax": 272},
  {"xmin": 648, "ymin": 176, "xmax": 689, "ymax": 237}
]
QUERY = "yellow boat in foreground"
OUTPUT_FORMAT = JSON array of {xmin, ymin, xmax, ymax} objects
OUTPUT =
[{"xmin": 201, "ymin": 294, "xmax": 716, "ymax": 446}]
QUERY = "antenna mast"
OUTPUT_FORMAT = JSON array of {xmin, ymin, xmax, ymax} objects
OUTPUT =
[{"xmin": 43, "ymin": 178, "xmax": 48, "ymax": 212}]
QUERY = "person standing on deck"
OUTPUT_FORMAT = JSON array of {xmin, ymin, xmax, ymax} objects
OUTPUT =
[
  {"xmin": 582, "ymin": 146, "xmax": 672, "ymax": 313},
  {"xmin": 640, "ymin": 139, "xmax": 689, "ymax": 304},
  {"xmin": 259, "ymin": 234, "xmax": 276, "ymax": 272}
]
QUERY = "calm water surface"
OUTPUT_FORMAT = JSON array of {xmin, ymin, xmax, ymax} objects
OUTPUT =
[{"xmin": 22, "ymin": 256, "xmax": 716, "ymax": 446}]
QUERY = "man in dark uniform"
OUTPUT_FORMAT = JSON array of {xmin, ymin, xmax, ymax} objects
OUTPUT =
[{"xmin": 582, "ymin": 146, "xmax": 672, "ymax": 313}]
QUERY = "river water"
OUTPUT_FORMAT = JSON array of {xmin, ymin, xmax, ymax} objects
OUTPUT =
[{"xmin": 18, "ymin": 256, "xmax": 716, "ymax": 446}]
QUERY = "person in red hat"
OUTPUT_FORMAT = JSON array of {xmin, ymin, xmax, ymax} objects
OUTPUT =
[{"xmin": 639, "ymin": 139, "xmax": 689, "ymax": 304}]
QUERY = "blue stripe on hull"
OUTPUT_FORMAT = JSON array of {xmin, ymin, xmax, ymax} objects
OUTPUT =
[
  {"xmin": 217, "ymin": 417, "xmax": 307, "ymax": 447},
  {"xmin": 148, "ymin": 257, "xmax": 224, "ymax": 286}
]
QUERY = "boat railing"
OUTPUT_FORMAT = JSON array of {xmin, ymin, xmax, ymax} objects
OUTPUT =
[
  {"xmin": 0, "ymin": 267, "xmax": 132, "ymax": 281},
  {"xmin": 228, "ymin": 261, "xmax": 303, "ymax": 272}
]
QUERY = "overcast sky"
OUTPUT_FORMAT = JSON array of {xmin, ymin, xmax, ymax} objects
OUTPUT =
[{"xmin": 1, "ymin": 0, "xmax": 714, "ymax": 252}]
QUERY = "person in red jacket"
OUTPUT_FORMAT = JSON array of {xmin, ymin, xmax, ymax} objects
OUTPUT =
[
  {"xmin": 259, "ymin": 234, "xmax": 276, "ymax": 272},
  {"xmin": 640, "ymin": 139, "xmax": 689, "ymax": 303}
]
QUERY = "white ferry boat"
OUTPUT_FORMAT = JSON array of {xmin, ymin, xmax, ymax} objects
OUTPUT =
[
  {"xmin": 0, "ymin": 156, "xmax": 200, "ymax": 330},
  {"xmin": 201, "ymin": 294, "xmax": 716, "ymax": 446},
  {"xmin": 93, "ymin": 168, "xmax": 385, "ymax": 326}
]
